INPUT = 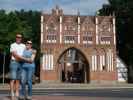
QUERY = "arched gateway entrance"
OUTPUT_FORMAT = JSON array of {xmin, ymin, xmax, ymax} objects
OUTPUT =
[{"xmin": 57, "ymin": 48, "xmax": 90, "ymax": 83}]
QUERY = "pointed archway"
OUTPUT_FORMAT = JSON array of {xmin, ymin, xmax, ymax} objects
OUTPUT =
[{"xmin": 57, "ymin": 47, "xmax": 90, "ymax": 83}]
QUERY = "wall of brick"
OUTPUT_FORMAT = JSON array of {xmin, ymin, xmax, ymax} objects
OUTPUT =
[
  {"xmin": 90, "ymin": 71, "xmax": 117, "ymax": 81},
  {"xmin": 40, "ymin": 70, "xmax": 58, "ymax": 80}
]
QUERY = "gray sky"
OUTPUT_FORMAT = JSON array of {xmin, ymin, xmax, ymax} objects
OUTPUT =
[{"xmin": 0, "ymin": 0, "xmax": 108, "ymax": 15}]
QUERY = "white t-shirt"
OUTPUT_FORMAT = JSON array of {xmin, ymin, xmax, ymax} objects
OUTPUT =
[{"xmin": 10, "ymin": 42, "xmax": 26, "ymax": 60}]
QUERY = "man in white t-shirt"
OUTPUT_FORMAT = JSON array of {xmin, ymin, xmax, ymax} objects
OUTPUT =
[{"xmin": 9, "ymin": 33, "xmax": 25, "ymax": 99}]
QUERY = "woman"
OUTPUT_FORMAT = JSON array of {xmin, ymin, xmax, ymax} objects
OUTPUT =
[{"xmin": 19, "ymin": 40, "xmax": 36, "ymax": 100}]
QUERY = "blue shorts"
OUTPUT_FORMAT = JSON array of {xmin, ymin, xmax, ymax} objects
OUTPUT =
[{"xmin": 9, "ymin": 60, "xmax": 22, "ymax": 80}]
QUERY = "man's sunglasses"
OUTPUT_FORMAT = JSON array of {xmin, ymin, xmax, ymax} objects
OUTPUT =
[{"xmin": 16, "ymin": 36, "xmax": 22, "ymax": 38}]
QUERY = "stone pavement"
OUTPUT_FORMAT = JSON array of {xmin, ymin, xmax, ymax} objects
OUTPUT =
[
  {"xmin": 33, "ymin": 82, "xmax": 133, "ymax": 89},
  {"xmin": 0, "ymin": 96, "xmax": 133, "ymax": 100},
  {"xmin": 1, "ymin": 82, "xmax": 133, "ymax": 90},
  {"xmin": 0, "ymin": 82, "xmax": 133, "ymax": 100}
]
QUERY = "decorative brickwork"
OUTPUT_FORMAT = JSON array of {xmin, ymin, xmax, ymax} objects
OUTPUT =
[{"xmin": 40, "ymin": 6, "xmax": 117, "ymax": 83}]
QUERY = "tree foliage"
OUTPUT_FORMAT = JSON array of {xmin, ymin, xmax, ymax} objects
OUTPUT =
[{"xmin": 0, "ymin": 9, "xmax": 40, "ymax": 53}]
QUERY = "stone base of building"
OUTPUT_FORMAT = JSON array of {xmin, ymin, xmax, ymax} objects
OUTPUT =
[
  {"xmin": 90, "ymin": 71, "xmax": 117, "ymax": 81},
  {"xmin": 39, "ymin": 80, "xmax": 126, "ymax": 85},
  {"xmin": 40, "ymin": 70, "xmax": 118, "ymax": 84}
]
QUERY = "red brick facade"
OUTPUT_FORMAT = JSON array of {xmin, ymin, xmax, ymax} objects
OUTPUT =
[{"xmin": 40, "ymin": 6, "xmax": 117, "ymax": 83}]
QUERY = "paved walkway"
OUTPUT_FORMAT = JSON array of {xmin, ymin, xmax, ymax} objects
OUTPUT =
[
  {"xmin": 34, "ymin": 82, "xmax": 133, "ymax": 89},
  {"xmin": 0, "ymin": 96, "xmax": 133, "ymax": 100},
  {"xmin": 0, "ymin": 83, "xmax": 133, "ymax": 100},
  {"xmin": 1, "ymin": 82, "xmax": 133, "ymax": 90},
  {"xmin": 1, "ymin": 82, "xmax": 133, "ymax": 100}
]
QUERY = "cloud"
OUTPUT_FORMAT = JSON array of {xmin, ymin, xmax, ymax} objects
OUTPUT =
[
  {"xmin": 43, "ymin": 0, "xmax": 108, "ymax": 15},
  {"xmin": 79, "ymin": 0, "xmax": 109, "ymax": 15},
  {"xmin": 0, "ymin": 0, "xmax": 108, "ymax": 15},
  {"xmin": 0, "ymin": 0, "xmax": 48, "ymax": 11}
]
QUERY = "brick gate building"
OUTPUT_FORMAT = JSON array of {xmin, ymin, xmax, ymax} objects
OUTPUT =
[{"xmin": 40, "ymin": 6, "xmax": 117, "ymax": 83}]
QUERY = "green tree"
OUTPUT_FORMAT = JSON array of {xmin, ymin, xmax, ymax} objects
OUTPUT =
[{"xmin": 0, "ymin": 9, "xmax": 41, "ymax": 80}]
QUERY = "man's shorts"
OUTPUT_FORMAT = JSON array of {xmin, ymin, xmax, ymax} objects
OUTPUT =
[{"xmin": 9, "ymin": 60, "xmax": 22, "ymax": 80}]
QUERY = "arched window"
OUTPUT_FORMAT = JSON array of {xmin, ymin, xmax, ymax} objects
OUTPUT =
[
  {"xmin": 99, "ymin": 49, "xmax": 106, "ymax": 71},
  {"xmin": 83, "ymin": 32, "xmax": 93, "ymax": 44},
  {"xmin": 43, "ymin": 50, "xmax": 54, "ymax": 70},
  {"xmin": 106, "ymin": 49, "xmax": 114, "ymax": 71},
  {"xmin": 91, "ymin": 49, "xmax": 97, "ymax": 71}
]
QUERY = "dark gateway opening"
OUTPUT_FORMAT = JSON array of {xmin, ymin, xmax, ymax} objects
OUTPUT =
[{"xmin": 58, "ymin": 48, "xmax": 90, "ymax": 83}]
